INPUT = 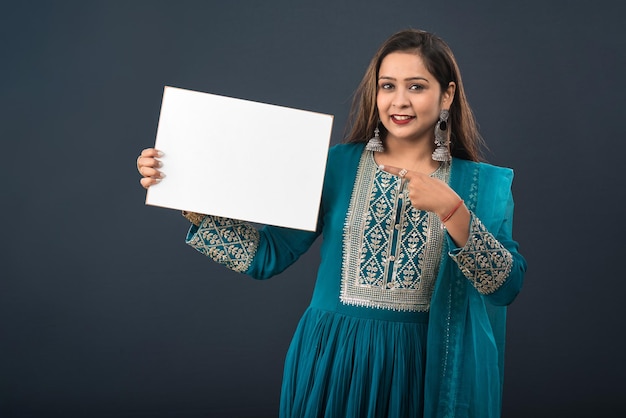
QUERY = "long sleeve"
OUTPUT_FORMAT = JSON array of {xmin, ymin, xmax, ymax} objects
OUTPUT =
[
  {"xmin": 185, "ymin": 215, "xmax": 261, "ymax": 273},
  {"xmin": 447, "ymin": 194, "xmax": 525, "ymax": 306},
  {"xmin": 443, "ymin": 159, "xmax": 526, "ymax": 307},
  {"xmin": 186, "ymin": 214, "xmax": 322, "ymax": 280}
]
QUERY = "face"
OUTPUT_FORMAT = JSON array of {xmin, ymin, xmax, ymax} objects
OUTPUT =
[{"xmin": 376, "ymin": 51, "xmax": 455, "ymax": 146}]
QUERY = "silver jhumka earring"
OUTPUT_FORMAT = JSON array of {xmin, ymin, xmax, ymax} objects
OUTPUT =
[
  {"xmin": 365, "ymin": 122, "xmax": 384, "ymax": 152},
  {"xmin": 432, "ymin": 109, "xmax": 451, "ymax": 162}
]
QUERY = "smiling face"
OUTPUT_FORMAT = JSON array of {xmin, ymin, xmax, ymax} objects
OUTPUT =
[{"xmin": 376, "ymin": 51, "xmax": 455, "ymax": 146}]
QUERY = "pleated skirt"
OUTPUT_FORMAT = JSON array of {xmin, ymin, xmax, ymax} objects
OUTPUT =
[{"xmin": 280, "ymin": 307, "xmax": 428, "ymax": 418}]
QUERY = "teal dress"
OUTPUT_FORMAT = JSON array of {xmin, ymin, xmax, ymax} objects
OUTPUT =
[{"xmin": 186, "ymin": 143, "xmax": 526, "ymax": 418}]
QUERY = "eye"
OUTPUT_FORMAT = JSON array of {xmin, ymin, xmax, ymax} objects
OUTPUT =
[
  {"xmin": 409, "ymin": 84, "xmax": 425, "ymax": 91},
  {"xmin": 379, "ymin": 82, "xmax": 394, "ymax": 90}
]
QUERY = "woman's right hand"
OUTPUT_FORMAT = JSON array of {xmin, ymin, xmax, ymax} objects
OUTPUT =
[{"xmin": 136, "ymin": 148, "xmax": 165, "ymax": 189}]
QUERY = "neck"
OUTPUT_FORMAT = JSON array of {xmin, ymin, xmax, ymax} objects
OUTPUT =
[{"xmin": 377, "ymin": 136, "xmax": 439, "ymax": 174}]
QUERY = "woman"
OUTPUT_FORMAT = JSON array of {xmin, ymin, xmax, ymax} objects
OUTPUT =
[{"xmin": 137, "ymin": 29, "xmax": 526, "ymax": 418}]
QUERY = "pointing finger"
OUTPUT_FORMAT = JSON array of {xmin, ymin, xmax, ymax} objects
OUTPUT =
[{"xmin": 378, "ymin": 164, "xmax": 414, "ymax": 180}]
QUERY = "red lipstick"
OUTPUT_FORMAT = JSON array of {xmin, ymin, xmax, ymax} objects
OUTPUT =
[{"xmin": 391, "ymin": 115, "xmax": 415, "ymax": 125}]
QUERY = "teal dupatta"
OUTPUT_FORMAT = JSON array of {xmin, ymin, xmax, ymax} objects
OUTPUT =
[{"xmin": 425, "ymin": 158, "xmax": 526, "ymax": 418}]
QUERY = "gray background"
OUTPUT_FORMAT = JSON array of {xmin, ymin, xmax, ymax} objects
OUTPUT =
[{"xmin": 2, "ymin": 0, "xmax": 625, "ymax": 417}]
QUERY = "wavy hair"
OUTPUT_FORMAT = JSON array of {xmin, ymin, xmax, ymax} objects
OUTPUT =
[{"xmin": 344, "ymin": 29, "xmax": 485, "ymax": 161}]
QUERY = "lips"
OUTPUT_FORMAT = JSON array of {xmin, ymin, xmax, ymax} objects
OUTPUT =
[{"xmin": 391, "ymin": 115, "xmax": 415, "ymax": 125}]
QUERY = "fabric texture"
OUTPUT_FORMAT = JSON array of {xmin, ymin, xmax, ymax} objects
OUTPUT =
[{"xmin": 186, "ymin": 142, "xmax": 526, "ymax": 417}]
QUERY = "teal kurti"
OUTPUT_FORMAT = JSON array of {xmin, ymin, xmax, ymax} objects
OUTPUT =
[{"xmin": 186, "ymin": 143, "xmax": 526, "ymax": 418}]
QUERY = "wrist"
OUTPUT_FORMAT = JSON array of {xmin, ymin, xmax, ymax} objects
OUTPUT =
[{"xmin": 440, "ymin": 199, "xmax": 464, "ymax": 224}]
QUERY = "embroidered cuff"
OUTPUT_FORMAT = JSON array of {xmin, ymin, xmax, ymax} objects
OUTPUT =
[
  {"xmin": 186, "ymin": 216, "xmax": 260, "ymax": 273},
  {"xmin": 449, "ymin": 214, "xmax": 513, "ymax": 295}
]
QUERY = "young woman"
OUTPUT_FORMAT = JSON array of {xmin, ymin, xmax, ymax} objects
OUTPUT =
[{"xmin": 137, "ymin": 29, "xmax": 526, "ymax": 418}]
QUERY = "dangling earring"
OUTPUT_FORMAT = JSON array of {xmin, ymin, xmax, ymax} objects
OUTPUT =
[
  {"xmin": 366, "ymin": 122, "xmax": 384, "ymax": 152},
  {"xmin": 432, "ymin": 109, "xmax": 451, "ymax": 162}
]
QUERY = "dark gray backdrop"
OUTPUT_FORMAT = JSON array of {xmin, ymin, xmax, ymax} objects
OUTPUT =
[{"xmin": 2, "ymin": 1, "xmax": 625, "ymax": 417}]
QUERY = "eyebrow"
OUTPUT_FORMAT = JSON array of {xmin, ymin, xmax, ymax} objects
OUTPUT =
[{"xmin": 378, "ymin": 76, "xmax": 429, "ymax": 82}]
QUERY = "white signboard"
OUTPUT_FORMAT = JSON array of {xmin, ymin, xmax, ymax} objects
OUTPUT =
[{"xmin": 146, "ymin": 86, "xmax": 333, "ymax": 231}]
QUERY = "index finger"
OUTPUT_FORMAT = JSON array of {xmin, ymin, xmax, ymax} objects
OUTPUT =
[{"xmin": 378, "ymin": 164, "xmax": 415, "ymax": 180}]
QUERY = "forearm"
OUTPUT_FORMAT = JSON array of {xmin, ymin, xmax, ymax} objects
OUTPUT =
[
  {"xmin": 448, "ymin": 213, "xmax": 524, "ymax": 304},
  {"xmin": 183, "ymin": 212, "xmax": 322, "ymax": 280},
  {"xmin": 440, "ymin": 202, "xmax": 470, "ymax": 247},
  {"xmin": 185, "ymin": 214, "xmax": 260, "ymax": 274}
]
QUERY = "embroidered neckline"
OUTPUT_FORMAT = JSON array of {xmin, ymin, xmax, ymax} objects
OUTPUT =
[
  {"xmin": 369, "ymin": 151, "xmax": 446, "ymax": 178},
  {"xmin": 340, "ymin": 150, "xmax": 450, "ymax": 312}
]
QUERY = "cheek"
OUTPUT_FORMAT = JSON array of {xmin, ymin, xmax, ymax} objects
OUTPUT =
[
  {"xmin": 376, "ymin": 92, "xmax": 390, "ymax": 112},
  {"xmin": 416, "ymin": 99, "xmax": 441, "ymax": 122}
]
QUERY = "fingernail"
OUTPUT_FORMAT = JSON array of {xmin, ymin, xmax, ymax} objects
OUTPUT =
[
  {"xmin": 159, "ymin": 173, "xmax": 166, "ymax": 178},
  {"xmin": 157, "ymin": 161, "xmax": 163, "ymax": 168},
  {"xmin": 154, "ymin": 178, "xmax": 162, "ymax": 184},
  {"xmin": 156, "ymin": 151, "xmax": 164, "ymax": 157}
]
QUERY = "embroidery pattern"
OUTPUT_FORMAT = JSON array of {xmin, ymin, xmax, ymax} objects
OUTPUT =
[
  {"xmin": 341, "ymin": 151, "xmax": 449, "ymax": 312},
  {"xmin": 187, "ymin": 216, "xmax": 260, "ymax": 273},
  {"xmin": 450, "ymin": 215, "xmax": 513, "ymax": 294},
  {"xmin": 465, "ymin": 163, "xmax": 479, "ymax": 212}
]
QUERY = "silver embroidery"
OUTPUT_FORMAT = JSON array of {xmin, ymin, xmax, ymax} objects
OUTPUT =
[
  {"xmin": 450, "ymin": 215, "xmax": 513, "ymax": 294},
  {"xmin": 341, "ymin": 151, "xmax": 449, "ymax": 312},
  {"xmin": 187, "ymin": 216, "xmax": 260, "ymax": 273}
]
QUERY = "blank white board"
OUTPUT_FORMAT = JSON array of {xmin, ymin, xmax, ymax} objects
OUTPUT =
[{"xmin": 146, "ymin": 86, "xmax": 333, "ymax": 231}]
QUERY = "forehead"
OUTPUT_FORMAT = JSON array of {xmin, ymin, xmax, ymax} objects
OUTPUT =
[{"xmin": 378, "ymin": 51, "xmax": 432, "ymax": 78}]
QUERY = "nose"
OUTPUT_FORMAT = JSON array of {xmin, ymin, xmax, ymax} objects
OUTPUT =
[{"xmin": 392, "ymin": 89, "xmax": 410, "ymax": 108}]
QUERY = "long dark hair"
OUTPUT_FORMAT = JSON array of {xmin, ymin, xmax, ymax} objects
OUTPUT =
[{"xmin": 344, "ymin": 29, "xmax": 485, "ymax": 162}]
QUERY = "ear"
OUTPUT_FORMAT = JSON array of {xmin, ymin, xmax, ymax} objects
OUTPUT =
[{"xmin": 442, "ymin": 81, "xmax": 456, "ymax": 108}]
